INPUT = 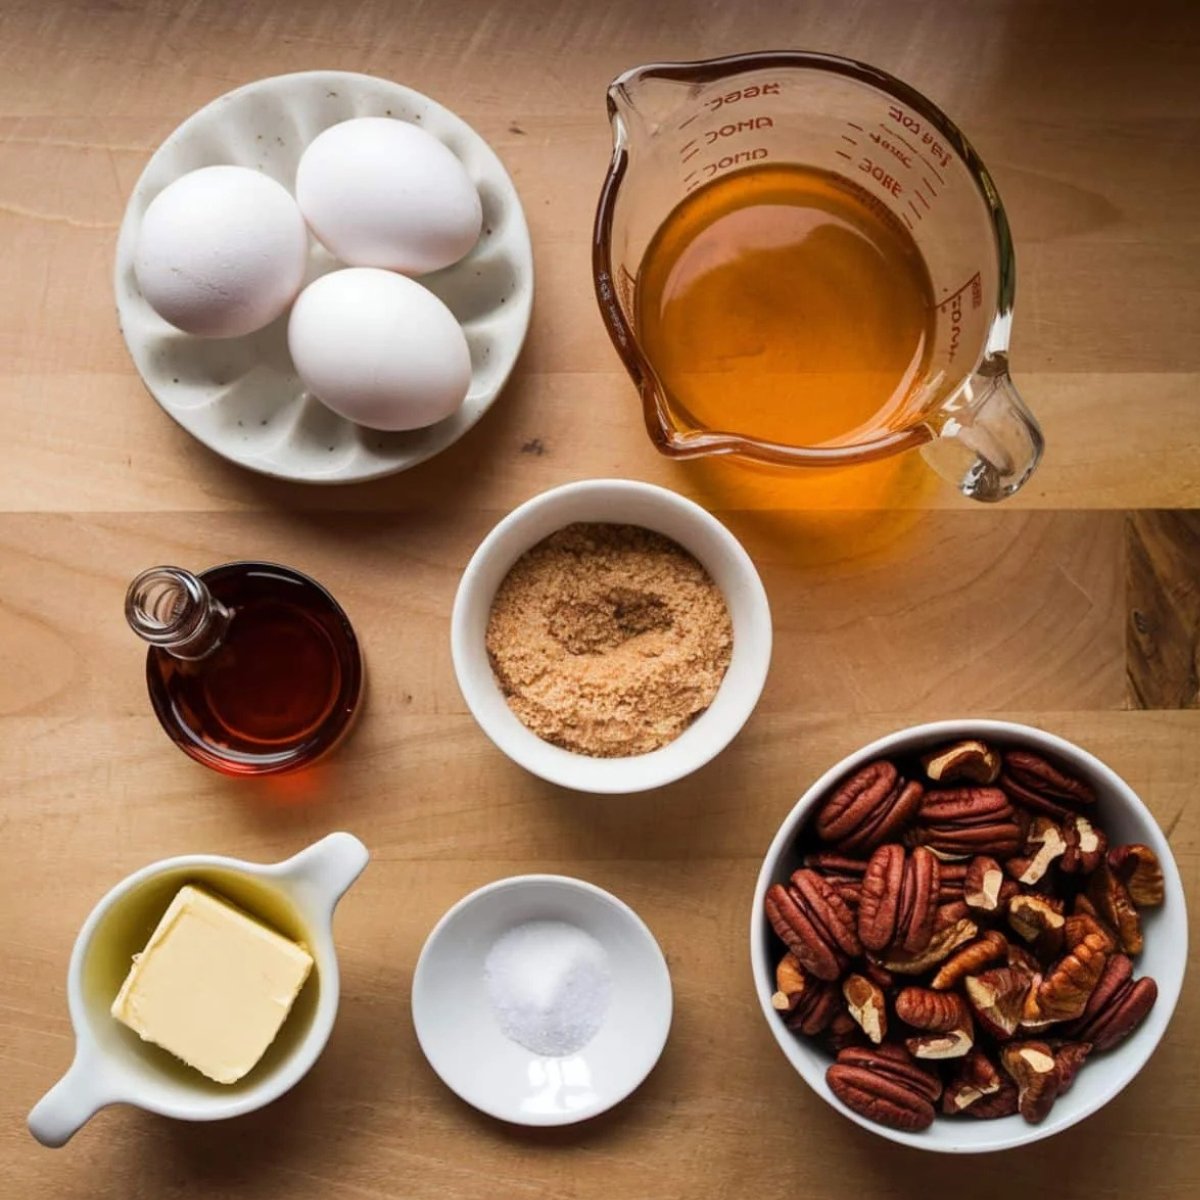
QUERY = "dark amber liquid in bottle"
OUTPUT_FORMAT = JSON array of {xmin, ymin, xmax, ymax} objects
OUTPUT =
[{"xmin": 146, "ymin": 563, "xmax": 363, "ymax": 776}]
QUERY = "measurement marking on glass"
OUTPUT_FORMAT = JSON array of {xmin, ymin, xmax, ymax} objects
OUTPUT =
[
  {"xmin": 679, "ymin": 138, "xmax": 697, "ymax": 155},
  {"xmin": 681, "ymin": 147, "xmax": 699, "ymax": 163},
  {"xmin": 840, "ymin": 133, "xmax": 857, "ymax": 145},
  {"xmin": 884, "ymin": 125, "xmax": 946, "ymax": 185},
  {"xmin": 922, "ymin": 175, "xmax": 940, "ymax": 198},
  {"xmin": 677, "ymin": 112, "xmax": 699, "ymax": 131},
  {"xmin": 914, "ymin": 188, "xmax": 931, "ymax": 210},
  {"xmin": 683, "ymin": 170, "xmax": 698, "ymax": 184},
  {"xmin": 907, "ymin": 199, "xmax": 922, "ymax": 221},
  {"xmin": 847, "ymin": 122, "xmax": 864, "ymax": 131},
  {"xmin": 901, "ymin": 211, "xmax": 913, "ymax": 230},
  {"xmin": 935, "ymin": 271, "xmax": 983, "ymax": 311},
  {"xmin": 836, "ymin": 150, "xmax": 851, "ymax": 161}
]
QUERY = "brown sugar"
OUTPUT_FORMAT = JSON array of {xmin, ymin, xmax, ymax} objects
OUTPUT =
[{"xmin": 485, "ymin": 523, "xmax": 734, "ymax": 757}]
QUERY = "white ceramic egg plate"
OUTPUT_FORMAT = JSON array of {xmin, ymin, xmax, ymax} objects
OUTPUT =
[{"xmin": 115, "ymin": 71, "xmax": 533, "ymax": 484}]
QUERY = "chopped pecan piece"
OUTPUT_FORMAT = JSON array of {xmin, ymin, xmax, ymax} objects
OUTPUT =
[
  {"xmin": 843, "ymin": 973, "xmax": 888, "ymax": 1044},
  {"xmin": 816, "ymin": 761, "xmax": 924, "ymax": 854},
  {"xmin": 1008, "ymin": 894, "xmax": 1065, "ymax": 959},
  {"xmin": 1108, "ymin": 843, "xmax": 1165, "ymax": 907},
  {"xmin": 965, "ymin": 967, "xmax": 1032, "ymax": 1039},
  {"xmin": 1001, "ymin": 1041, "xmax": 1064, "ymax": 1124},
  {"xmin": 1064, "ymin": 912, "xmax": 1117, "ymax": 955},
  {"xmin": 964, "ymin": 1079, "xmax": 1020, "ymax": 1118},
  {"xmin": 880, "ymin": 917, "xmax": 978, "ymax": 975},
  {"xmin": 931, "ymin": 930, "xmax": 1008, "ymax": 990},
  {"xmin": 1087, "ymin": 864, "xmax": 1142, "ymax": 954},
  {"xmin": 963, "ymin": 855, "xmax": 1012, "ymax": 914},
  {"xmin": 921, "ymin": 740, "xmax": 1001, "ymax": 785},
  {"xmin": 1005, "ymin": 816, "xmax": 1067, "ymax": 886},
  {"xmin": 941, "ymin": 1049, "xmax": 1004, "ymax": 1114},
  {"xmin": 1054, "ymin": 1042, "xmax": 1092, "ymax": 1093},
  {"xmin": 771, "ymin": 951, "xmax": 807, "ymax": 1012},
  {"xmin": 1060, "ymin": 813, "xmax": 1107, "ymax": 874}
]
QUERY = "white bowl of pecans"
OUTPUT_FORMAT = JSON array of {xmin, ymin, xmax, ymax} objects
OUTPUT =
[{"xmin": 750, "ymin": 719, "xmax": 1187, "ymax": 1152}]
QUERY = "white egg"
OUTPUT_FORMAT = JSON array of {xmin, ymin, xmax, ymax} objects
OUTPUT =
[
  {"xmin": 295, "ymin": 117, "xmax": 483, "ymax": 275},
  {"xmin": 134, "ymin": 166, "xmax": 308, "ymax": 338},
  {"xmin": 288, "ymin": 268, "xmax": 471, "ymax": 431}
]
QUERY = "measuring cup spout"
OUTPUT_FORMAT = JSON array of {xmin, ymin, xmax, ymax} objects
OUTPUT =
[{"xmin": 920, "ymin": 358, "xmax": 1044, "ymax": 502}]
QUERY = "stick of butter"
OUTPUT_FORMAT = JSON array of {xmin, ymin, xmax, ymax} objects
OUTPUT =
[{"xmin": 111, "ymin": 884, "xmax": 314, "ymax": 1084}]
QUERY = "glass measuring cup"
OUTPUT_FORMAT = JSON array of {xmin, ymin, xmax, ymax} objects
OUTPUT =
[{"xmin": 593, "ymin": 51, "xmax": 1044, "ymax": 502}]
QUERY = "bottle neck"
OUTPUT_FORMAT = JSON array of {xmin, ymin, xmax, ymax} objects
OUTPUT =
[{"xmin": 125, "ymin": 567, "xmax": 231, "ymax": 661}]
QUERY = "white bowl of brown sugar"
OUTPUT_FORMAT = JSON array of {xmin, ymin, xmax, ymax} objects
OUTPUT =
[{"xmin": 451, "ymin": 479, "xmax": 772, "ymax": 793}]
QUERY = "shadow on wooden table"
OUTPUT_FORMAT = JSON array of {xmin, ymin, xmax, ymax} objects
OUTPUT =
[{"xmin": 684, "ymin": 450, "xmax": 939, "ymax": 570}]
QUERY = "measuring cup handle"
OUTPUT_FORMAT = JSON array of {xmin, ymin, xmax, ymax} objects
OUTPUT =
[
  {"xmin": 921, "ymin": 361, "xmax": 1044, "ymax": 502},
  {"xmin": 28, "ymin": 1051, "xmax": 118, "ymax": 1147},
  {"xmin": 277, "ymin": 832, "xmax": 370, "ymax": 919}
]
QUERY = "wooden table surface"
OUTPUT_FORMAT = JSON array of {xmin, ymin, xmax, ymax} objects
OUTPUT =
[{"xmin": 2, "ymin": 0, "xmax": 1197, "ymax": 1196}]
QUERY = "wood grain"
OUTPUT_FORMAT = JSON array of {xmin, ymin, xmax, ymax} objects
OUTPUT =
[
  {"xmin": 1128, "ymin": 511, "xmax": 1200, "ymax": 708},
  {"xmin": 1, "ymin": 1, "xmax": 1198, "ymax": 1198}
]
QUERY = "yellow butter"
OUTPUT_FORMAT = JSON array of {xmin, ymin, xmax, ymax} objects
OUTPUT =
[{"xmin": 111, "ymin": 884, "xmax": 313, "ymax": 1084}]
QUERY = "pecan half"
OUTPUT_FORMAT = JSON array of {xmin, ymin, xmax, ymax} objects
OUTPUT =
[
  {"xmin": 858, "ymin": 843, "xmax": 906, "ymax": 952},
  {"xmin": 897, "ymin": 846, "xmax": 940, "ymax": 954},
  {"xmin": 1030, "ymin": 931, "xmax": 1109, "ymax": 1023},
  {"xmin": 826, "ymin": 1044, "xmax": 941, "ymax": 1131},
  {"xmin": 908, "ymin": 788, "xmax": 1023, "ymax": 859},
  {"xmin": 803, "ymin": 852, "xmax": 869, "ymax": 877},
  {"xmin": 896, "ymin": 987, "xmax": 969, "ymax": 1032},
  {"xmin": 1060, "ymin": 813, "xmax": 1107, "ymax": 875},
  {"xmin": 1001, "ymin": 749, "xmax": 1096, "ymax": 819},
  {"xmin": 922, "ymin": 740, "xmax": 1001, "ymax": 785},
  {"xmin": 843, "ymin": 973, "xmax": 888, "ymax": 1044},
  {"xmin": 1007, "ymin": 942, "xmax": 1040, "ymax": 976},
  {"xmin": 1005, "ymin": 816, "xmax": 1067, "ymax": 886},
  {"xmin": 1008, "ymin": 894, "xmax": 1065, "ymax": 959},
  {"xmin": 880, "ymin": 917, "xmax": 978, "ymax": 975},
  {"xmin": 1063, "ymin": 954, "xmax": 1158, "ymax": 1051},
  {"xmin": 765, "ymin": 869, "xmax": 861, "ymax": 981},
  {"xmin": 1087, "ymin": 864, "xmax": 1143, "ymax": 954},
  {"xmin": 941, "ymin": 1049, "xmax": 1004, "ymax": 1114},
  {"xmin": 816, "ymin": 761, "xmax": 924, "ymax": 854},
  {"xmin": 1001, "ymin": 1041, "xmax": 1064, "ymax": 1124},
  {"xmin": 1108, "ymin": 843, "xmax": 1165, "ymax": 908},
  {"xmin": 931, "ymin": 930, "xmax": 1008, "ymax": 990},
  {"xmin": 965, "ymin": 967, "xmax": 1032, "ymax": 1040}
]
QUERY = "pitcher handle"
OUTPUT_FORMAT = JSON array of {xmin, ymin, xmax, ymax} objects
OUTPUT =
[
  {"xmin": 920, "ymin": 359, "xmax": 1044, "ymax": 502},
  {"xmin": 276, "ymin": 832, "xmax": 370, "ymax": 923},
  {"xmin": 28, "ymin": 1050, "xmax": 120, "ymax": 1147}
]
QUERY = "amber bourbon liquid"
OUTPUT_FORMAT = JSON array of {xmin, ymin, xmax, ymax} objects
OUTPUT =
[
  {"xmin": 147, "ymin": 563, "xmax": 363, "ymax": 776},
  {"xmin": 635, "ymin": 163, "xmax": 937, "ymax": 448}
]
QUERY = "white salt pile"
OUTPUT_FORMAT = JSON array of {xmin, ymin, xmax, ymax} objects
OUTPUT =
[{"xmin": 483, "ymin": 919, "xmax": 611, "ymax": 1057}]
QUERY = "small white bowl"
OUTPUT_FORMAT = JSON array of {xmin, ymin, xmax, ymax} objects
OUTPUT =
[
  {"xmin": 750, "ymin": 720, "xmax": 1188, "ymax": 1153},
  {"xmin": 28, "ymin": 833, "xmax": 369, "ymax": 1147},
  {"xmin": 114, "ymin": 70, "xmax": 533, "ymax": 484},
  {"xmin": 450, "ymin": 479, "xmax": 772, "ymax": 793},
  {"xmin": 411, "ymin": 875, "xmax": 672, "ymax": 1125}
]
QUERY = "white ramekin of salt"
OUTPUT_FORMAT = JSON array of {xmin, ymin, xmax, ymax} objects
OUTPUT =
[{"xmin": 412, "ymin": 875, "xmax": 672, "ymax": 1126}]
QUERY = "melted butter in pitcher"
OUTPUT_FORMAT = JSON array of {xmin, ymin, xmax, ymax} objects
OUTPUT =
[{"xmin": 635, "ymin": 164, "xmax": 937, "ymax": 448}]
